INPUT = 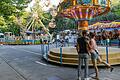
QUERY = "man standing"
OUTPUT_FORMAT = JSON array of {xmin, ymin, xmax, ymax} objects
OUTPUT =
[{"xmin": 76, "ymin": 30, "xmax": 90, "ymax": 80}]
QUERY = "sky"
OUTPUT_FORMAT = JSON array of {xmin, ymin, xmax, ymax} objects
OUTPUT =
[
  {"xmin": 28, "ymin": 0, "xmax": 120, "ymax": 7},
  {"xmin": 26, "ymin": 0, "xmax": 60, "ymax": 11},
  {"xmin": 50, "ymin": 0, "xmax": 60, "ymax": 6},
  {"xmin": 28, "ymin": 0, "xmax": 60, "ymax": 7}
]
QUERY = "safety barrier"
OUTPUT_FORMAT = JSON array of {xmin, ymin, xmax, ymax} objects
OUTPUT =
[
  {"xmin": 4, "ymin": 40, "xmax": 42, "ymax": 45},
  {"xmin": 43, "ymin": 39, "xmax": 120, "ymax": 65},
  {"xmin": 97, "ymin": 39, "xmax": 120, "ymax": 46}
]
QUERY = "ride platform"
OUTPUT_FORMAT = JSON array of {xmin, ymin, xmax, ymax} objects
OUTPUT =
[{"xmin": 47, "ymin": 47, "xmax": 120, "ymax": 66}]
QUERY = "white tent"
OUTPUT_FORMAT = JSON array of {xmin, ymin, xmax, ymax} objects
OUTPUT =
[{"xmin": 0, "ymin": 33, "xmax": 4, "ymax": 35}]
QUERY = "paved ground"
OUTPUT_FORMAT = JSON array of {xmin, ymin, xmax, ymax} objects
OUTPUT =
[{"xmin": 0, "ymin": 45, "xmax": 120, "ymax": 80}]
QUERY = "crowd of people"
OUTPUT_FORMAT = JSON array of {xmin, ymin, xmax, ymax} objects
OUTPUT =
[
  {"xmin": 92, "ymin": 29, "xmax": 120, "ymax": 46},
  {"xmin": 53, "ymin": 29, "xmax": 120, "ymax": 48}
]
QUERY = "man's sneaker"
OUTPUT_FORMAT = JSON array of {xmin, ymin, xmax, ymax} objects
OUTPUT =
[
  {"xmin": 77, "ymin": 77, "xmax": 81, "ymax": 80},
  {"xmin": 110, "ymin": 67, "xmax": 114, "ymax": 72},
  {"xmin": 78, "ymin": 77, "xmax": 90, "ymax": 80},
  {"xmin": 91, "ymin": 76, "xmax": 99, "ymax": 80}
]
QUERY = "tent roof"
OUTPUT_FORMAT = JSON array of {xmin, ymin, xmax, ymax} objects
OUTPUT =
[{"xmin": 0, "ymin": 33, "xmax": 4, "ymax": 35}]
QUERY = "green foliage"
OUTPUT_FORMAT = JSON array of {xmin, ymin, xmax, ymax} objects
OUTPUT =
[
  {"xmin": 7, "ymin": 23, "xmax": 20, "ymax": 36},
  {"xmin": 0, "ymin": 16, "xmax": 7, "ymax": 32},
  {"xmin": 89, "ymin": 12, "xmax": 120, "ymax": 24},
  {"xmin": 0, "ymin": 16, "xmax": 6, "ymax": 26},
  {"xmin": 42, "ymin": 12, "xmax": 52, "ymax": 25},
  {"xmin": 0, "ymin": 2, "xmax": 16, "ymax": 18},
  {"xmin": 111, "ymin": 3, "xmax": 120, "ymax": 16},
  {"xmin": 55, "ymin": 16, "xmax": 76, "ymax": 31},
  {"xmin": 0, "ymin": 0, "xmax": 32, "ymax": 35}
]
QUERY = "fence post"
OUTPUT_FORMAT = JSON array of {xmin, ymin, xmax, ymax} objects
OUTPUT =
[
  {"xmin": 56, "ymin": 41, "xmax": 57, "ymax": 48},
  {"xmin": 118, "ymin": 39, "xmax": 120, "ymax": 48},
  {"xmin": 60, "ymin": 47, "xmax": 62, "ymax": 65},
  {"xmin": 106, "ymin": 40, "xmax": 109, "ymax": 63},
  {"xmin": 41, "ymin": 44, "xmax": 44, "ymax": 56},
  {"xmin": 68, "ymin": 41, "xmax": 69, "ymax": 47},
  {"xmin": 48, "ymin": 42, "xmax": 50, "ymax": 51},
  {"xmin": 74, "ymin": 37, "xmax": 75, "ymax": 46},
  {"xmin": 46, "ymin": 45, "xmax": 48, "ymax": 61},
  {"xmin": 32, "ymin": 40, "xmax": 34, "ymax": 44}
]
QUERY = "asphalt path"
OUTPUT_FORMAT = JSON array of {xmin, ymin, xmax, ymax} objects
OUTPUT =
[
  {"xmin": 0, "ymin": 45, "xmax": 80, "ymax": 80},
  {"xmin": 0, "ymin": 45, "xmax": 120, "ymax": 80}
]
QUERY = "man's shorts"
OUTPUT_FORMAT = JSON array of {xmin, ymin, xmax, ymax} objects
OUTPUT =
[{"xmin": 91, "ymin": 51, "xmax": 99, "ymax": 60}]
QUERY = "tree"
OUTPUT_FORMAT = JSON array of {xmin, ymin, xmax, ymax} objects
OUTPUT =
[
  {"xmin": 0, "ymin": 0, "xmax": 32, "ymax": 35},
  {"xmin": 55, "ymin": 16, "xmax": 76, "ymax": 31},
  {"xmin": 0, "ymin": 16, "xmax": 7, "ymax": 32},
  {"xmin": 111, "ymin": 3, "xmax": 120, "ymax": 16},
  {"xmin": 88, "ymin": 2, "xmax": 120, "ymax": 24}
]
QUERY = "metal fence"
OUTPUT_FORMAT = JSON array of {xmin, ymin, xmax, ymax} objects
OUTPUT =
[{"xmin": 41, "ymin": 39, "xmax": 120, "ymax": 63}]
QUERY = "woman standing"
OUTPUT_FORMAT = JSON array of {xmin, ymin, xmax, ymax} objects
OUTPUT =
[{"xmin": 89, "ymin": 32, "xmax": 113, "ymax": 80}]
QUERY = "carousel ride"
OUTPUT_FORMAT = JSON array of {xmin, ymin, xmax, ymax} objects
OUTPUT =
[
  {"xmin": 58, "ymin": 0, "xmax": 111, "ymax": 30},
  {"xmin": 46, "ymin": 0, "xmax": 120, "ymax": 66}
]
